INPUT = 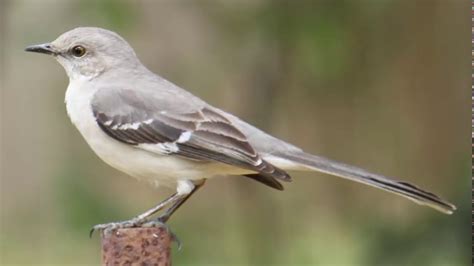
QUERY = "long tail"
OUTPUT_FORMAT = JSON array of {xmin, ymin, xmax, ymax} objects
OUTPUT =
[{"xmin": 279, "ymin": 151, "xmax": 456, "ymax": 214}]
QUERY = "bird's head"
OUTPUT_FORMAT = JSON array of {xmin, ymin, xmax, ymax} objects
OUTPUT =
[{"xmin": 25, "ymin": 27, "xmax": 141, "ymax": 80}]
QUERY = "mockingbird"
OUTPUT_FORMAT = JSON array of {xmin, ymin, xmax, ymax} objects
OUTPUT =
[{"xmin": 25, "ymin": 27, "xmax": 455, "ymax": 234}]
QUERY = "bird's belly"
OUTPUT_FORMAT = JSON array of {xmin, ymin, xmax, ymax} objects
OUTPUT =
[{"xmin": 87, "ymin": 132, "xmax": 252, "ymax": 187}]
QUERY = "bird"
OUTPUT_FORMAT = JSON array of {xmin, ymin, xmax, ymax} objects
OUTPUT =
[{"xmin": 25, "ymin": 27, "xmax": 455, "ymax": 234}]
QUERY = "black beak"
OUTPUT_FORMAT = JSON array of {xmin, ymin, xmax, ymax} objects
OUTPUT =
[{"xmin": 25, "ymin": 43, "xmax": 57, "ymax": 55}]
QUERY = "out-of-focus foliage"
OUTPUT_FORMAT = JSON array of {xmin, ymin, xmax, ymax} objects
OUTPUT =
[{"xmin": 1, "ymin": 0, "xmax": 469, "ymax": 265}]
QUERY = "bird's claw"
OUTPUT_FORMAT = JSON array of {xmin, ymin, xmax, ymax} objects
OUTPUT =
[
  {"xmin": 142, "ymin": 220, "xmax": 182, "ymax": 250},
  {"xmin": 89, "ymin": 218, "xmax": 144, "ymax": 238}
]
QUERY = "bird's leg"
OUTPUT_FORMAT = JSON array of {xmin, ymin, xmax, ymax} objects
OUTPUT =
[
  {"xmin": 156, "ymin": 180, "xmax": 206, "ymax": 223},
  {"xmin": 139, "ymin": 180, "xmax": 205, "ymax": 249},
  {"xmin": 90, "ymin": 192, "xmax": 184, "ymax": 237}
]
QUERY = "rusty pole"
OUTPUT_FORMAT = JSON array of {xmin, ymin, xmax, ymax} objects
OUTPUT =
[{"xmin": 101, "ymin": 227, "xmax": 172, "ymax": 266}]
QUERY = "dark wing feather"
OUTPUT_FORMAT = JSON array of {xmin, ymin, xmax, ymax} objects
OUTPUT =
[
  {"xmin": 91, "ymin": 88, "xmax": 291, "ymax": 186},
  {"xmin": 243, "ymin": 174, "xmax": 284, "ymax": 190}
]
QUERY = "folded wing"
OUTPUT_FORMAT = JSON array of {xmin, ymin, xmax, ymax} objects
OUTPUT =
[{"xmin": 91, "ymin": 87, "xmax": 291, "ymax": 190}]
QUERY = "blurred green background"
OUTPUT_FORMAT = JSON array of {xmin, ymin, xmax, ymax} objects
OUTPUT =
[{"xmin": 0, "ymin": 0, "xmax": 470, "ymax": 265}]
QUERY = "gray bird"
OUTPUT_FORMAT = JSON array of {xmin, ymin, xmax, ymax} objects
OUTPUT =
[{"xmin": 25, "ymin": 27, "xmax": 455, "ymax": 234}]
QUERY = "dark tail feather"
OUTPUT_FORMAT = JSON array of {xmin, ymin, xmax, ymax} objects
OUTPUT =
[{"xmin": 281, "ymin": 152, "xmax": 456, "ymax": 214}]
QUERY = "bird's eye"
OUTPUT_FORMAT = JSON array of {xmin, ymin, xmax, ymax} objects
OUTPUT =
[{"xmin": 71, "ymin": 45, "xmax": 86, "ymax": 57}]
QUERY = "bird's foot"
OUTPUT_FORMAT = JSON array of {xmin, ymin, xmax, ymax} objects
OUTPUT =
[
  {"xmin": 142, "ymin": 220, "xmax": 182, "ymax": 250},
  {"xmin": 90, "ymin": 217, "xmax": 146, "ymax": 237}
]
